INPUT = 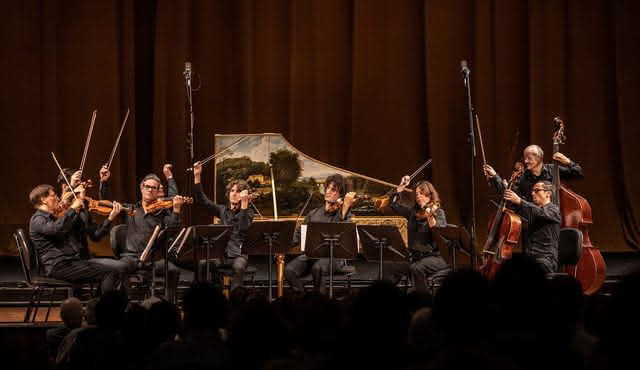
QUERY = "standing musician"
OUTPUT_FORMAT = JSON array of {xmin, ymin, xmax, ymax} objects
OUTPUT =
[
  {"xmin": 192, "ymin": 161, "xmax": 254, "ymax": 290},
  {"xmin": 483, "ymin": 144, "xmax": 583, "ymax": 203},
  {"xmin": 285, "ymin": 174, "xmax": 356, "ymax": 295},
  {"xmin": 28, "ymin": 185, "xmax": 121, "ymax": 292},
  {"xmin": 382, "ymin": 176, "xmax": 448, "ymax": 292},
  {"xmin": 504, "ymin": 180, "xmax": 561, "ymax": 273}
]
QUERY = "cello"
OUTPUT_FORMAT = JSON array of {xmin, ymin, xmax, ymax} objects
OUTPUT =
[
  {"xmin": 552, "ymin": 118, "xmax": 606, "ymax": 295},
  {"xmin": 479, "ymin": 161, "xmax": 524, "ymax": 279}
]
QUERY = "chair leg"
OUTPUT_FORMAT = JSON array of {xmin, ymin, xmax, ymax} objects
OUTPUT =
[
  {"xmin": 45, "ymin": 288, "xmax": 56, "ymax": 322},
  {"xmin": 347, "ymin": 276, "xmax": 352, "ymax": 295},
  {"xmin": 33, "ymin": 288, "xmax": 43, "ymax": 323},
  {"xmin": 24, "ymin": 288, "xmax": 37, "ymax": 322}
]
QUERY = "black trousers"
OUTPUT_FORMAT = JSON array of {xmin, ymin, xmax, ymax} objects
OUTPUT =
[
  {"xmin": 49, "ymin": 260, "xmax": 121, "ymax": 293},
  {"xmin": 285, "ymin": 254, "xmax": 346, "ymax": 295},
  {"xmin": 382, "ymin": 255, "xmax": 448, "ymax": 292}
]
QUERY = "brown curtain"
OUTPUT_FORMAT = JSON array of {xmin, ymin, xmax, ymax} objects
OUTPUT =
[{"xmin": 1, "ymin": 0, "xmax": 638, "ymax": 256}]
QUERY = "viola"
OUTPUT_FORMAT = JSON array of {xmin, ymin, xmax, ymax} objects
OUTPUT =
[
  {"xmin": 552, "ymin": 118, "xmax": 606, "ymax": 295},
  {"xmin": 143, "ymin": 196, "xmax": 193, "ymax": 214},
  {"xmin": 479, "ymin": 161, "xmax": 524, "ymax": 279},
  {"xmin": 325, "ymin": 193, "xmax": 369, "ymax": 214}
]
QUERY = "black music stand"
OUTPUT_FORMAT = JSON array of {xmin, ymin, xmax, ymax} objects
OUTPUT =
[
  {"xmin": 432, "ymin": 224, "xmax": 472, "ymax": 271},
  {"xmin": 305, "ymin": 222, "xmax": 358, "ymax": 298},
  {"xmin": 243, "ymin": 220, "xmax": 296, "ymax": 301},
  {"xmin": 191, "ymin": 225, "xmax": 233, "ymax": 283},
  {"xmin": 358, "ymin": 225, "xmax": 410, "ymax": 280},
  {"xmin": 140, "ymin": 226, "xmax": 184, "ymax": 299}
]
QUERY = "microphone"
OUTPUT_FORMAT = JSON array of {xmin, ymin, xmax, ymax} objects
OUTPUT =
[
  {"xmin": 460, "ymin": 60, "xmax": 470, "ymax": 77},
  {"xmin": 183, "ymin": 62, "xmax": 192, "ymax": 85}
]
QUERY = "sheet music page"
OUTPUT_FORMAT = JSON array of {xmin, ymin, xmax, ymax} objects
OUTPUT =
[{"xmin": 300, "ymin": 224, "xmax": 307, "ymax": 251}]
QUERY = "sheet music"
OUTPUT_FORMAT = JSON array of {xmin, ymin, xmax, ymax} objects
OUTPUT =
[
  {"xmin": 139, "ymin": 225, "xmax": 161, "ymax": 263},
  {"xmin": 300, "ymin": 224, "xmax": 307, "ymax": 251}
]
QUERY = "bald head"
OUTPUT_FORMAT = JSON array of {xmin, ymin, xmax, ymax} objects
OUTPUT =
[{"xmin": 60, "ymin": 297, "xmax": 83, "ymax": 329}]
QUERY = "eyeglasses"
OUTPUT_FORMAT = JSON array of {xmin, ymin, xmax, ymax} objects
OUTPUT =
[
  {"xmin": 531, "ymin": 187, "xmax": 547, "ymax": 193},
  {"xmin": 142, "ymin": 184, "xmax": 160, "ymax": 191}
]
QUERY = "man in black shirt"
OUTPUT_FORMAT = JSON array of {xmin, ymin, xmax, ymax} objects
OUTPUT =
[
  {"xmin": 28, "ymin": 184, "xmax": 120, "ymax": 292},
  {"xmin": 504, "ymin": 180, "xmax": 561, "ymax": 273},
  {"xmin": 192, "ymin": 161, "xmax": 254, "ymax": 290},
  {"xmin": 285, "ymin": 174, "xmax": 356, "ymax": 295},
  {"xmin": 382, "ymin": 176, "xmax": 448, "ymax": 292}
]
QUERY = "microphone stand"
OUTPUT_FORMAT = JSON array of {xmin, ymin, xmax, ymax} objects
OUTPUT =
[
  {"xmin": 184, "ymin": 62, "xmax": 195, "ymax": 224},
  {"xmin": 461, "ymin": 61, "xmax": 477, "ymax": 269}
]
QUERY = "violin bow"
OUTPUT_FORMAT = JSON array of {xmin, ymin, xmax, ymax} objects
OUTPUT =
[
  {"xmin": 79, "ymin": 109, "xmax": 97, "ymax": 177},
  {"xmin": 507, "ymin": 129, "xmax": 520, "ymax": 170},
  {"xmin": 106, "ymin": 108, "xmax": 130, "ymax": 170},
  {"xmin": 187, "ymin": 135, "xmax": 250, "ymax": 171},
  {"xmin": 51, "ymin": 152, "xmax": 80, "ymax": 202},
  {"xmin": 475, "ymin": 114, "xmax": 487, "ymax": 167}
]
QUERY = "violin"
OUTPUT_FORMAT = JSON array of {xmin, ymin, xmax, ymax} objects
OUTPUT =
[
  {"xmin": 416, "ymin": 202, "xmax": 440, "ymax": 221},
  {"xmin": 143, "ymin": 196, "xmax": 193, "ymax": 214},
  {"xmin": 325, "ymin": 193, "xmax": 369, "ymax": 213},
  {"xmin": 86, "ymin": 198, "xmax": 135, "ymax": 217}
]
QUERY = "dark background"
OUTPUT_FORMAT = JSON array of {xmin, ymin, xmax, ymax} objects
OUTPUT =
[{"xmin": 1, "ymin": 0, "xmax": 638, "ymax": 256}]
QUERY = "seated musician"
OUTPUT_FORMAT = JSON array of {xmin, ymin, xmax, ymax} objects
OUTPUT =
[
  {"xmin": 504, "ymin": 181, "xmax": 561, "ymax": 273},
  {"xmin": 109, "ymin": 174, "xmax": 185, "ymax": 303},
  {"xmin": 56, "ymin": 168, "xmax": 124, "ymax": 268},
  {"xmin": 483, "ymin": 144, "xmax": 583, "ymax": 203},
  {"xmin": 192, "ymin": 161, "xmax": 254, "ymax": 290},
  {"xmin": 382, "ymin": 177, "xmax": 448, "ymax": 292},
  {"xmin": 285, "ymin": 174, "xmax": 356, "ymax": 295},
  {"xmin": 28, "ymin": 184, "xmax": 121, "ymax": 293},
  {"xmin": 98, "ymin": 163, "xmax": 177, "ymax": 199}
]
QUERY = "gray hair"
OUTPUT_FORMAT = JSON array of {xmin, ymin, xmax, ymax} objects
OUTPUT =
[
  {"xmin": 524, "ymin": 145, "xmax": 544, "ymax": 159},
  {"xmin": 139, "ymin": 174, "xmax": 161, "ymax": 188}
]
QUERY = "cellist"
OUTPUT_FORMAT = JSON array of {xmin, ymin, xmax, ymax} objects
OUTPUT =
[
  {"xmin": 482, "ymin": 144, "xmax": 583, "ymax": 203},
  {"xmin": 504, "ymin": 181, "xmax": 561, "ymax": 273}
]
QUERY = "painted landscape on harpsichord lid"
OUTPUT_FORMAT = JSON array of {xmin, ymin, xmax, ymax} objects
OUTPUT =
[{"xmin": 212, "ymin": 134, "xmax": 401, "ymax": 218}]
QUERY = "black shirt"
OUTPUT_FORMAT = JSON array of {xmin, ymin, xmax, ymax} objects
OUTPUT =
[
  {"xmin": 29, "ymin": 208, "xmax": 80, "ymax": 276},
  {"xmin": 388, "ymin": 192, "xmax": 447, "ymax": 258},
  {"xmin": 516, "ymin": 200, "xmax": 561, "ymax": 269},
  {"xmin": 67, "ymin": 208, "xmax": 112, "ymax": 260},
  {"xmin": 193, "ymin": 183, "xmax": 254, "ymax": 258},
  {"xmin": 121, "ymin": 202, "xmax": 181, "ymax": 258},
  {"xmin": 491, "ymin": 162, "xmax": 583, "ymax": 202},
  {"xmin": 293, "ymin": 206, "xmax": 353, "ymax": 247}
]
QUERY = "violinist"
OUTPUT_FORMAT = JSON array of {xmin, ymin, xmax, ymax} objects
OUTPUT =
[
  {"xmin": 483, "ymin": 145, "xmax": 583, "ymax": 203},
  {"xmin": 28, "ymin": 184, "xmax": 121, "ymax": 293},
  {"xmin": 382, "ymin": 177, "xmax": 448, "ymax": 293},
  {"xmin": 285, "ymin": 174, "xmax": 356, "ymax": 295},
  {"xmin": 193, "ymin": 161, "xmax": 254, "ymax": 290},
  {"xmin": 109, "ymin": 174, "xmax": 185, "ymax": 302},
  {"xmin": 504, "ymin": 180, "xmax": 561, "ymax": 273}
]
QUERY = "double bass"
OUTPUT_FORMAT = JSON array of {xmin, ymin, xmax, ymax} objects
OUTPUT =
[
  {"xmin": 552, "ymin": 118, "xmax": 606, "ymax": 295},
  {"xmin": 479, "ymin": 161, "xmax": 524, "ymax": 279}
]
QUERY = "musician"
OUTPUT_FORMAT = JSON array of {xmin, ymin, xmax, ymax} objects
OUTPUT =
[
  {"xmin": 504, "ymin": 180, "xmax": 561, "ymax": 273},
  {"xmin": 98, "ymin": 163, "xmax": 177, "ymax": 199},
  {"xmin": 28, "ymin": 184, "xmax": 121, "ymax": 292},
  {"xmin": 193, "ymin": 161, "xmax": 254, "ymax": 290},
  {"xmin": 382, "ymin": 177, "xmax": 448, "ymax": 293},
  {"xmin": 115, "ymin": 174, "xmax": 185, "ymax": 302},
  {"xmin": 285, "ymin": 174, "xmax": 356, "ymax": 295},
  {"xmin": 483, "ymin": 144, "xmax": 583, "ymax": 203}
]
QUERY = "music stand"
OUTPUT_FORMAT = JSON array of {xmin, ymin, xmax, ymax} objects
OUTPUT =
[
  {"xmin": 242, "ymin": 220, "xmax": 296, "ymax": 301},
  {"xmin": 432, "ymin": 224, "xmax": 473, "ymax": 271},
  {"xmin": 191, "ymin": 225, "xmax": 233, "ymax": 282},
  {"xmin": 305, "ymin": 222, "xmax": 358, "ymax": 298},
  {"xmin": 358, "ymin": 225, "xmax": 409, "ymax": 280}
]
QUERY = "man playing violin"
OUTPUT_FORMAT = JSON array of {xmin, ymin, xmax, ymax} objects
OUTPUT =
[
  {"xmin": 382, "ymin": 177, "xmax": 448, "ymax": 293},
  {"xmin": 28, "ymin": 185, "xmax": 121, "ymax": 293},
  {"xmin": 483, "ymin": 145, "xmax": 583, "ymax": 203},
  {"xmin": 192, "ymin": 161, "xmax": 254, "ymax": 290},
  {"xmin": 504, "ymin": 180, "xmax": 561, "ymax": 273},
  {"xmin": 285, "ymin": 174, "xmax": 356, "ymax": 295}
]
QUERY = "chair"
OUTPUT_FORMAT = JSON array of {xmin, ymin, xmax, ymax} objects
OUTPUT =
[
  {"xmin": 109, "ymin": 224, "xmax": 153, "ymax": 299},
  {"xmin": 547, "ymin": 228, "xmax": 583, "ymax": 279},
  {"xmin": 303, "ymin": 262, "xmax": 357, "ymax": 295},
  {"xmin": 13, "ymin": 229, "xmax": 73, "ymax": 322},
  {"xmin": 215, "ymin": 264, "xmax": 258, "ymax": 297}
]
